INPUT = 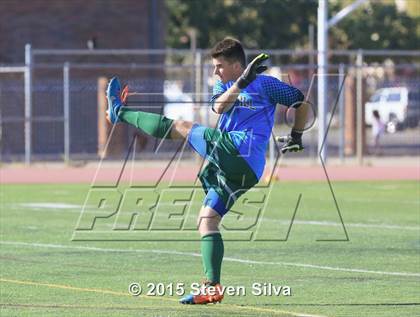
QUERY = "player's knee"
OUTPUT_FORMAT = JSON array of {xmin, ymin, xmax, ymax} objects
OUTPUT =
[
  {"xmin": 197, "ymin": 208, "xmax": 221, "ymax": 236},
  {"xmin": 198, "ymin": 223, "xmax": 219, "ymax": 236},
  {"xmin": 171, "ymin": 120, "xmax": 193, "ymax": 139},
  {"xmin": 197, "ymin": 216, "xmax": 219, "ymax": 227}
]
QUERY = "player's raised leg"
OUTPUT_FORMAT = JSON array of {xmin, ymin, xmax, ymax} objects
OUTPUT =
[{"xmin": 106, "ymin": 76, "xmax": 193, "ymax": 139}]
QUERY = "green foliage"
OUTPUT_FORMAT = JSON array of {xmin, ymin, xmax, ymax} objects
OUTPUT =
[
  {"xmin": 165, "ymin": 0, "xmax": 317, "ymax": 49},
  {"xmin": 403, "ymin": 0, "xmax": 420, "ymax": 18},
  {"xmin": 330, "ymin": 1, "xmax": 420, "ymax": 50},
  {"xmin": 165, "ymin": 0, "xmax": 419, "ymax": 51}
]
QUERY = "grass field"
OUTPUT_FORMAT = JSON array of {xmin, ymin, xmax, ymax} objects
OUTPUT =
[{"xmin": 1, "ymin": 181, "xmax": 419, "ymax": 317}]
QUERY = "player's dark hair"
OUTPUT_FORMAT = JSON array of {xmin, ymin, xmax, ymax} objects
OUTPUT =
[
  {"xmin": 372, "ymin": 110, "xmax": 380, "ymax": 119},
  {"xmin": 210, "ymin": 37, "xmax": 246, "ymax": 67}
]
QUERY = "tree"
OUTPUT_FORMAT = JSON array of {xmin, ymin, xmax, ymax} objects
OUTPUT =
[
  {"xmin": 165, "ymin": 0, "xmax": 317, "ymax": 49},
  {"xmin": 166, "ymin": 0, "xmax": 419, "ymax": 53},
  {"xmin": 329, "ymin": 1, "xmax": 420, "ymax": 50}
]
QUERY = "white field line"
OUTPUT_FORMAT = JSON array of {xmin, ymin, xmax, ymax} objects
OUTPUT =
[
  {"xmin": 6, "ymin": 203, "xmax": 420, "ymax": 231},
  {"xmin": 17, "ymin": 203, "xmax": 82, "ymax": 209},
  {"xmin": 1, "ymin": 240, "xmax": 419, "ymax": 278},
  {"xmin": 11, "ymin": 193, "xmax": 420, "ymax": 210},
  {"xmin": 290, "ymin": 220, "xmax": 419, "ymax": 231}
]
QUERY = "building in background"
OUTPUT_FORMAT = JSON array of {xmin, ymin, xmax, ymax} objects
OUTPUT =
[
  {"xmin": 0, "ymin": 0, "xmax": 166, "ymax": 161},
  {"xmin": 0, "ymin": 0, "xmax": 165, "ymax": 63}
]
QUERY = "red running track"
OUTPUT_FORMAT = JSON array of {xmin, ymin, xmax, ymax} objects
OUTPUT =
[{"xmin": 1, "ymin": 164, "xmax": 419, "ymax": 184}]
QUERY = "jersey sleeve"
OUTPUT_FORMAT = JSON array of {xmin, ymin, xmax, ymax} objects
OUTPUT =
[
  {"xmin": 261, "ymin": 76, "xmax": 304, "ymax": 107},
  {"xmin": 209, "ymin": 80, "xmax": 227, "ymax": 112}
]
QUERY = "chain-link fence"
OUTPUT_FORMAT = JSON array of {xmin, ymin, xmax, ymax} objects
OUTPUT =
[{"xmin": 0, "ymin": 46, "xmax": 419, "ymax": 164}]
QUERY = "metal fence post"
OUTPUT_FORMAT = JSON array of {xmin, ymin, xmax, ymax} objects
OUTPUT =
[
  {"xmin": 269, "ymin": 133, "xmax": 275, "ymax": 178},
  {"xmin": 202, "ymin": 63, "xmax": 210, "ymax": 126},
  {"xmin": 356, "ymin": 50, "xmax": 364, "ymax": 165},
  {"xmin": 194, "ymin": 51, "xmax": 202, "ymax": 123},
  {"xmin": 189, "ymin": 29, "xmax": 197, "ymax": 99},
  {"xmin": 24, "ymin": 44, "xmax": 33, "ymax": 164},
  {"xmin": 63, "ymin": 62, "xmax": 70, "ymax": 163},
  {"xmin": 338, "ymin": 63, "xmax": 345, "ymax": 163},
  {"xmin": 317, "ymin": 0, "xmax": 328, "ymax": 164}
]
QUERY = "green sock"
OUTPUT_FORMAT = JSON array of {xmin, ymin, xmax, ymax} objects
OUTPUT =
[
  {"xmin": 118, "ymin": 108, "xmax": 174, "ymax": 139},
  {"xmin": 201, "ymin": 233, "xmax": 224, "ymax": 284}
]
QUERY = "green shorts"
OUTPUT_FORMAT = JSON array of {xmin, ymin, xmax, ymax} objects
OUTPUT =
[{"xmin": 188, "ymin": 124, "xmax": 259, "ymax": 216}]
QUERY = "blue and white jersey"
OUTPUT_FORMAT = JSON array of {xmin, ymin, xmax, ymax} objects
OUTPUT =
[{"xmin": 210, "ymin": 75, "xmax": 304, "ymax": 180}]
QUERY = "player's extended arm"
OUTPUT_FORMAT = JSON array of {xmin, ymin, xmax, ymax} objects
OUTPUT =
[
  {"xmin": 279, "ymin": 103, "xmax": 308, "ymax": 153},
  {"xmin": 212, "ymin": 84, "xmax": 241, "ymax": 114},
  {"xmin": 213, "ymin": 53, "xmax": 269, "ymax": 114},
  {"xmin": 261, "ymin": 77, "xmax": 306, "ymax": 153},
  {"xmin": 294, "ymin": 103, "xmax": 308, "ymax": 132}
]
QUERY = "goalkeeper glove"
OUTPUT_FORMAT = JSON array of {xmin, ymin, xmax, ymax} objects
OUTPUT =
[
  {"xmin": 276, "ymin": 130, "xmax": 304, "ymax": 154},
  {"xmin": 236, "ymin": 53, "xmax": 269, "ymax": 89}
]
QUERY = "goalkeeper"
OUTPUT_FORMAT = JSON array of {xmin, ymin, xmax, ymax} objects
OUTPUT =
[{"xmin": 106, "ymin": 37, "xmax": 307, "ymax": 304}]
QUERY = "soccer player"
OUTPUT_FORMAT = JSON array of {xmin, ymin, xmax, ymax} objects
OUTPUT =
[{"xmin": 106, "ymin": 38, "xmax": 307, "ymax": 304}]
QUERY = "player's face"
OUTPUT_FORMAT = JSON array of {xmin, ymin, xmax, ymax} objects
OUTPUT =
[{"xmin": 212, "ymin": 57, "xmax": 242, "ymax": 83}]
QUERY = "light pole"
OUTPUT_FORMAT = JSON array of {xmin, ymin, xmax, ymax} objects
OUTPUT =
[
  {"xmin": 317, "ymin": 0, "xmax": 328, "ymax": 163},
  {"xmin": 317, "ymin": 0, "xmax": 369, "ymax": 164}
]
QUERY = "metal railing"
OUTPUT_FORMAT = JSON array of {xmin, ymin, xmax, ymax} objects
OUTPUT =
[{"xmin": 0, "ymin": 45, "xmax": 419, "ymax": 164}]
